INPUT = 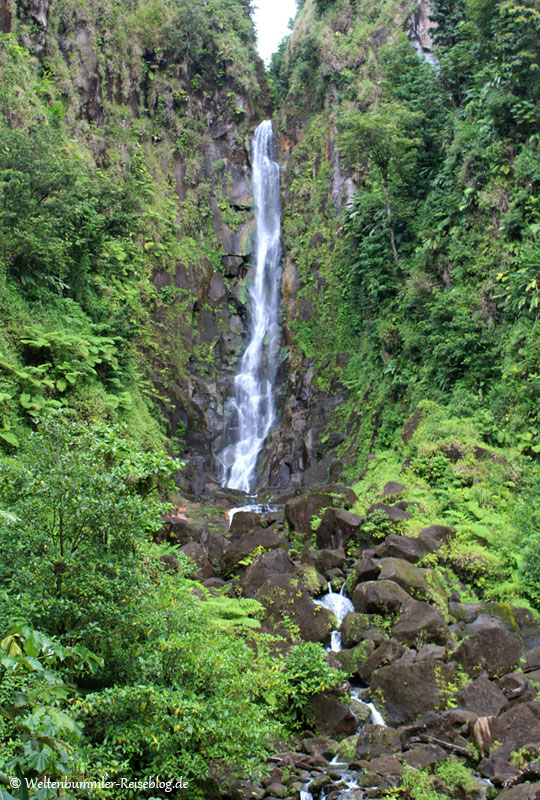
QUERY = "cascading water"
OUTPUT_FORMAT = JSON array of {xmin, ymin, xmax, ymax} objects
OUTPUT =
[
  {"xmin": 314, "ymin": 582, "xmax": 354, "ymax": 652},
  {"xmin": 216, "ymin": 120, "xmax": 282, "ymax": 493}
]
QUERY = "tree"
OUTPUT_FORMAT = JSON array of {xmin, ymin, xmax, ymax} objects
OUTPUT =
[
  {"xmin": 338, "ymin": 104, "xmax": 421, "ymax": 263},
  {"xmin": 0, "ymin": 414, "xmax": 180, "ymax": 675}
]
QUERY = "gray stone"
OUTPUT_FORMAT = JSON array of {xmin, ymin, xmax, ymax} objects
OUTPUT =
[
  {"xmin": 456, "ymin": 674, "xmax": 509, "ymax": 717},
  {"xmin": 370, "ymin": 660, "xmax": 457, "ymax": 725},
  {"xmin": 392, "ymin": 600, "xmax": 450, "ymax": 647},
  {"xmin": 255, "ymin": 574, "xmax": 334, "ymax": 642},
  {"xmin": 367, "ymin": 503, "xmax": 413, "ymax": 522},
  {"xmin": 285, "ymin": 492, "xmax": 335, "ymax": 533},
  {"xmin": 306, "ymin": 693, "xmax": 358, "ymax": 739},
  {"xmin": 375, "ymin": 533, "xmax": 439, "ymax": 563},
  {"xmin": 316, "ymin": 508, "xmax": 365, "ymax": 550},
  {"xmin": 352, "ymin": 580, "xmax": 411, "ymax": 615},
  {"xmin": 453, "ymin": 627, "xmax": 522, "ymax": 678},
  {"xmin": 241, "ymin": 549, "xmax": 296, "ymax": 597}
]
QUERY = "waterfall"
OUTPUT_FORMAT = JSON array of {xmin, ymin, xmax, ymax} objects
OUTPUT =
[
  {"xmin": 216, "ymin": 120, "xmax": 282, "ymax": 493},
  {"xmin": 314, "ymin": 582, "xmax": 355, "ymax": 652}
]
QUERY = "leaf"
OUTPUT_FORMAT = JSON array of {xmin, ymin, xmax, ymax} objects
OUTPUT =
[
  {"xmin": 0, "ymin": 431, "xmax": 19, "ymax": 447},
  {"xmin": 27, "ymin": 748, "xmax": 51, "ymax": 772}
]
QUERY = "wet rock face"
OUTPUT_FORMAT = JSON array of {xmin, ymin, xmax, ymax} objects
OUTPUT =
[{"xmin": 16, "ymin": 0, "xmax": 50, "ymax": 52}]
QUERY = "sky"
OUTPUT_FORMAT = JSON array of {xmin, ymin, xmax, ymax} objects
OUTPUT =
[{"xmin": 252, "ymin": 0, "xmax": 297, "ymax": 64}]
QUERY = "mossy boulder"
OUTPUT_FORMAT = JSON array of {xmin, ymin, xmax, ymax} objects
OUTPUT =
[
  {"xmin": 305, "ymin": 693, "xmax": 358, "ymax": 739},
  {"xmin": 340, "ymin": 612, "xmax": 379, "ymax": 647},
  {"xmin": 254, "ymin": 574, "xmax": 334, "ymax": 642},
  {"xmin": 336, "ymin": 640, "xmax": 375, "ymax": 674},
  {"xmin": 370, "ymin": 660, "xmax": 458, "ymax": 725}
]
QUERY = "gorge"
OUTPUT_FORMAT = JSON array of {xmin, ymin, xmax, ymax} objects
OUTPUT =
[{"xmin": 2, "ymin": 0, "xmax": 540, "ymax": 799}]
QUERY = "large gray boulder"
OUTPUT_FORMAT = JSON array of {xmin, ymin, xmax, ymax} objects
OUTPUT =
[
  {"xmin": 305, "ymin": 693, "xmax": 358, "ymax": 739},
  {"xmin": 491, "ymin": 701, "xmax": 540, "ymax": 760},
  {"xmin": 453, "ymin": 626, "xmax": 522, "ymax": 678},
  {"xmin": 455, "ymin": 674, "xmax": 509, "ymax": 717},
  {"xmin": 255, "ymin": 574, "xmax": 334, "ymax": 642},
  {"xmin": 378, "ymin": 557, "xmax": 430, "ymax": 596},
  {"xmin": 392, "ymin": 600, "xmax": 450, "ymax": 647},
  {"xmin": 374, "ymin": 533, "xmax": 439, "ymax": 563},
  {"xmin": 370, "ymin": 660, "xmax": 458, "ymax": 725},
  {"xmin": 315, "ymin": 508, "xmax": 365, "ymax": 550},
  {"xmin": 352, "ymin": 580, "xmax": 411, "ymax": 615},
  {"xmin": 222, "ymin": 529, "xmax": 280, "ymax": 573},
  {"xmin": 285, "ymin": 492, "xmax": 335, "ymax": 533},
  {"xmin": 241, "ymin": 549, "xmax": 296, "ymax": 597}
]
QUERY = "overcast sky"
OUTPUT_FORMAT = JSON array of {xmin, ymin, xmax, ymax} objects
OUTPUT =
[{"xmin": 252, "ymin": 0, "xmax": 297, "ymax": 64}]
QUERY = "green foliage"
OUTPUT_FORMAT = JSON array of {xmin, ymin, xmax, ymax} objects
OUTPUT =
[
  {"xmin": 0, "ymin": 620, "xmax": 100, "ymax": 794},
  {"xmin": 280, "ymin": 642, "xmax": 342, "ymax": 729},
  {"xmin": 0, "ymin": 414, "xmax": 180, "ymax": 681}
]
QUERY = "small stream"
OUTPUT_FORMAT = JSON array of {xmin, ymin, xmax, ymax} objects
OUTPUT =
[{"xmin": 300, "ymin": 585, "xmax": 387, "ymax": 800}]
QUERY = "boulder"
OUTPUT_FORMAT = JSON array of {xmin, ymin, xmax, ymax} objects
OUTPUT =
[
  {"xmin": 382, "ymin": 482, "xmax": 407, "ymax": 498},
  {"xmin": 402, "ymin": 744, "xmax": 448, "ymax": 769},
  {"xmin": 352, "ymin": 580, "xmax": 411, "ymax": 615},
  {"xmin": 264, "ymin": 784, "xmax": 286, "ymax": 798},
  {"xmin": 229, "ymin": 781, "xmax": 265, "ymax": 800},
  {"xmin": 367, "ymin": 503, "xmax": 413, "ymax": 522},
  {"xmin": 222, "ymin": 529, "xmax": 280, "ymax": 573},
  {"xmin": 241, "ymin": 549, "xmax": 296, "ymax": 597},
  {"xmin": 491, "ymin": 701, "xmax": 540, "ymax": 760},
  {"xmin": 355, "ymin": 725, "xmax": 402, "ymax": 759},
  {"xmin": 285, "ymin": 492, "xmax": 335, "ymax": 533},
  {"xmin": 418, "ymin": 524, "xmax": 455, "ymax": 546},
  {"xmin": 315, "ymin": 508, "xmax": 365, "ymax": 550},
  {"xmin": 499, "ymin": 672, "xmax": 536, "ymax": 703},
  {"xmin": 366, "ymin": 755, "xmax": 403, "ymax": 775},
  {"xmin": 378, "ymin": 557, "xmax": 430, "ymax": 596},
  {"xmin": 159, "ymin": 553, "xmax": 179, "ymax": 571},
  {"xmin": 306, "ymin": 693, "xmax": 358, "ymax": 739},
  {"xmin": 158, "ymin": 515, "xmax": 204, "ymax": 545},
  {"xmin": 450, "ymin": 602, "xmax": 540, "ymax": 648},
  {"xmin": 456, "ymin": 674, "xmax": 509, "ymax": 717},
  {"xmin": 229, "ymin": 510, "xmax": 266, "ymax": 534},
  {"xmin": 370, "ymin": 660, "xmax": 457, "ymax": 725},
  {"xmin": 496, "ymin": 784, "xmax": 540, "ymax": 800},
  {"xmin": 304, "ymin": 548, "xmax": 347, "ymax": 574},
  {"xmin": 375, "ymin": 533, "xmax": 439, "ymax": 563},
  {"xmin": 179, "ymin": 542, "xmax": 214, "ymax": 579},
  {"xmin": 453, "ymin": 627, "xmax": 523, "ymax": 678},
  {"xmin": 416, "ymin": 644, "xmax": 446, "ymax": 661},
  {"xmin": 340, "ymin": 613, "xmax": 377, "ymax": 647},
  {"xmin": 358, "ymin": 638, "xmax": 405, "ymax": 682},
  {"xmin": 477, "ymin": 757, "xmax": 520, "ymax": 784},
  {"xmin": 255, "ymin": 574, "xmax": 334, "ymax": 642},
  {"xmin": 392, "ymin": 600, "xmax": 450, "ymax": 647},
  {"xmin": 348, "ymin": 557, "xmax": 381, "ymax": 589},
  {"xmin": 336, "ymin": 641, "xmax": 375, "ymax": 674},
  {"xmin": 320, "ymin": 483, "xmax": 358, "ymax": 508},
  {"xmin": 201, "ymin": 530, "xmax": 229, "ymax": 568},
  {"xmin": 302, "ymin": 737, "xmax": 338, "ymax": 758}
]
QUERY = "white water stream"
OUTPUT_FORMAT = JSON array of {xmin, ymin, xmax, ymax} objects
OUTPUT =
[
  {"xmin": 314, "ymin": 582, "xmax": 354, "ymax": 652},
  {"xmin": 216, "ymin": 120, "xmax": 282, "ymax": 493}
]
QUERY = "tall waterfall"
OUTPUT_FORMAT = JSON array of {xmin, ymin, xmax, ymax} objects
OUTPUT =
[{"xmin": 216, "ymin": 120, "xmax": 282, "ymax": 493}]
